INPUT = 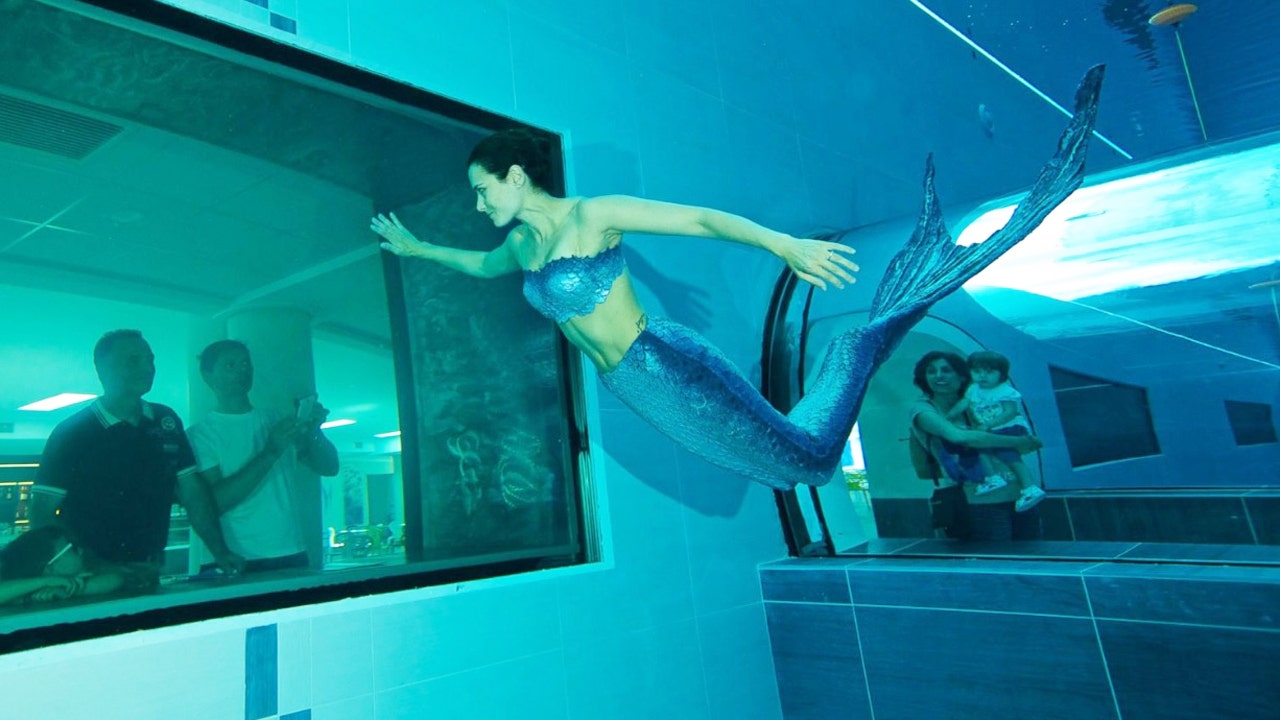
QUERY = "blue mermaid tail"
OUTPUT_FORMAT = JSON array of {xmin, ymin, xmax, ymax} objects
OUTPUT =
[{"xmin": 601, "ymin": 65, "xmax": 1105, "ymax": 490}]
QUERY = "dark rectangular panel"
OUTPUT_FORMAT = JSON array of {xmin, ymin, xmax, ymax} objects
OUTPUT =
[
  {"xmin": 1085, "ymin": 570, "xmax": 1280, "ymax": 630},
  {"xmin": 1098, "ymin": 620, "xmax": 1280, "ymax": 720},
  {"xmin": 761, "ymin": 568, "xmax": 852, "ymax": 604},
  {"xmin": 856, "ymin": 606, "xmax": 1117, "ymax": 720},
  {"xmin": 765, "ymin": 602, "xmax": 871, "ymax": 720},
  {"xmin": 847, "ymin": 564, "xmax": 1091, "ymax": 617}
]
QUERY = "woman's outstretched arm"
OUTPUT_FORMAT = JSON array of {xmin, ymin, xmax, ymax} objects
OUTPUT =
[
  {"xmin": 372, "ymin": 212, "xmax": 521, "ymax": 278},
  {"xmin": 582, "ymin": 196, "xmax": 859, "ymax": 290}
]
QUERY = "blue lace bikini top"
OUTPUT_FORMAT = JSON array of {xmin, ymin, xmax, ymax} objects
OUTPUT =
[{"xmin": 522, "ymin": 244, "xmax": 626, "ymax": 322}]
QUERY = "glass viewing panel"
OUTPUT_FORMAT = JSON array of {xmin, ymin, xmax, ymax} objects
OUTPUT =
[
  {"xmin": 0, "ymin": 0, "xmax": 585, "ymax": 646},
  {"xmin": 797, "ymin": 132, "xmax": 1280, "ymax": 551}
]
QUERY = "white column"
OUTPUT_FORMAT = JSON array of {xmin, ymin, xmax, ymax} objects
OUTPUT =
[{"xmin": 227, "ymin": 307, "xmax": 324, "ymax": 568}]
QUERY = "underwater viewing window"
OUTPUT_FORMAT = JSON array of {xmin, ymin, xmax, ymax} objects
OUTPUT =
[
  {"xmin": 0, "ymin": 0, "xmax": 588, "ymax": 651},
  {"xmin": 1224, "ymin": 400, "xmax": 1279, "ymax": 447},
  {"xmin": 1048, "ymin": 367, "xmax": 1160, "ymax": 468},
  {"xmin": 782, "ymin": 128, "xmax": 1280, "ymax": 554}
]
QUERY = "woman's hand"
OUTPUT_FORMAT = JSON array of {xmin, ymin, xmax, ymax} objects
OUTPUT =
[
  {"xmin": 371, "ymin": 213, "xmax": 434, "ymax": 259},
  {"xmin": 780, "ymin": 237, "xmax": 859, "ymax": 290}
]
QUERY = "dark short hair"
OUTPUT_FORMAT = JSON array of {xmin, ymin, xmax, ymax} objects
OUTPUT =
[
  {"xmin": 0, "ymin": 525, "xmax": 69, "ymax": 580},
  {"xmin": 92, "ymin": 329, "xmax": 144, "ymax": 368},
  {"xmin": 467, "ymin": 128, "xmax": 556, "ymax": 192},
  {"xmin": 198, "ymin": 339, "xmax": 250, "ymax": 376},
  {"xmin": 913, "ymin": 351, "xmax": 969, "ymax": 397},
  {"xmin": 967, "ymin": 350, "xmax": 1011, "ymax": 383}
]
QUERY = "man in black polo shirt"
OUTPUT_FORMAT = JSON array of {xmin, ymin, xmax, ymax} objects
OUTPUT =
[{"xmin": 30, "ymin": 329, "xmax": 242, "ymax": 573}]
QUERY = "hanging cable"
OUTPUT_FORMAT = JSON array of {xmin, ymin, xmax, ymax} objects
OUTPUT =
[{"xmin": 1150, "ymin": 3, "xmax": 1208, "ymax": 141}]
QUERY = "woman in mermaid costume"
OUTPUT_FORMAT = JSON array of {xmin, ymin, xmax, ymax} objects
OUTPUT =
[{"xmin": 373, "ymin": 66, "xmax": 1104, "ymax": 492}]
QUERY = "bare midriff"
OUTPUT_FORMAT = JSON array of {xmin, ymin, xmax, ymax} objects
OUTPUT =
[{"xmin": 558, "ymin": 269, "xmax": 647, "ymax": 373}]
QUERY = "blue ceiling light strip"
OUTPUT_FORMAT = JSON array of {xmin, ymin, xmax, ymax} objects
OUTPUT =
[{"xmin": 907, "ymin": 0, "xmax": 1134, "ymax": 161}]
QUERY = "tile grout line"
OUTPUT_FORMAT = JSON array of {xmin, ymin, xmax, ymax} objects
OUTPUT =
[
  {"xmin": 846, "ymin": 569, "xmax": 877, "ymax": 720},
  {"xmin": 670, "ymin": 467, "xmax": 714, "ymax": 719},
  {"xmin": 1240, "ymin": 496, "xmax": 1260, "ymax": 544},
  {"xmin": 773, "ymin": 597, "xmax": 1280, "ymax": 634},
  {"xmin": 504, "ymin": 1, "xmax": 520, "ymax": 115},
  {"xmin": 1080, "ymin": 576, "xmax": 1125, "ymax": 720},
  {"xmin": 554, "ymin": 581, "xmax": 572, "ymax": 720}
]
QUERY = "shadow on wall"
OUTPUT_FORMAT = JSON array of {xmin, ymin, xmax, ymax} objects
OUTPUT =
[
  {"xmin": 599, "ymin": 398, "xmax": 754, "ymax": 519},
  {"xmin": 571, "ymin": 141, "xmax": 762, "ymax": 514}
]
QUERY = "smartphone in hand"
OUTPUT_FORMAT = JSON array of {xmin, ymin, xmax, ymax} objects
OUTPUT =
[{"xmin": 296, "ymin": 394, "xmax": 317, "ymax": 420}]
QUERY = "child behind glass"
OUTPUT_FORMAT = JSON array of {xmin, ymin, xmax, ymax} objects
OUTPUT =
[{"xmin": 947, "ymin": 350, "xmax": 1047, "ymax": 512}]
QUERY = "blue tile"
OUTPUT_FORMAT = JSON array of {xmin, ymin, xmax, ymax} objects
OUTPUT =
[
  {"xmin": 1117, "ymin": 542, "xmax": 1280, "ymax": 564},
  {"xmin": 846, "ymin": 563, "xmax": 1092, "ymax": 617},
  {"xmin": 1084, "ymin": 562, "xmax": 1280, "ymax": 583},
  {"xmin": 509, "ymin": 0, "xmax": 626, "ymax": 52},
  {"xmin": 761, "ymin": 568, "xmax": 851, "ymax": 605},
  {"xmin": 894, "ymin": 538, "xmax": 1136, "ymax": 560},
  {"xmin": 709, "ymin": 0, "xmax": 796, "ymax": 125},
  {"xmin": 598, "ymin": 404, "xmax": 683, "ymax": 502},
  {"xmin": 718, "ymin": 107, "xmax": 809, "ymax": 231},
  {"xmin": 855, "ymin": 606, "xmax": 1117, "ymax": 720},
  {"xmin": 619, "ymin": 0, "xmax": 720, "ymax": 96},
  {"xmin": 699, "ymin": 604, "xmax": 783, "ymax": 720},
  {"xmin": 370, "ymin": 587, "xmax": 559, "ymax": 692},
  {"xmin": 839, "ymin": 538, "xmax": 928, "ymax": 555},
  {"xmin": 764, "ymin": 602, "xmax": 871, "ymax": 720},
  {"xmin": 508, "ymin": 20, "xmax": 639, "ymax": 188},
  {"xmin": 1098, "ymin": 620, "xmax": 1280, "ymax": 720},
  {"xmin": 376, "ymin": 651, "xmax": 568, "ymax": 720},
  {"xmin": 564, "ymin": 621, "xmax": 709, "ymax": 720},
  {"xmin": 281, "ymin": 711, "xmax": 311, "ymax": 720},
  {"xmin": 1244, "ymin": 496, "xmax": 1280, "ymax": 544},
  {"xmin": 1037, "ymin": 497, "xmax": 1075, "ymax": 541},
  {"xmin": 1084, "ymin": 572, "xmax": 1280, "ymax": 630},
  {"xmin": 629, "ymin": 72, "xmax": 731, "ymax": 211},
  {"xmin": 347, "ymin": 0, "xmax": 515, "ymax": 116},
  {"xmin": 851, "ymin": 557, "xmax": 1099, "ymax": 576},
  {"xmin": 294, "ymin": 0, "xmax": 349, "ymax": 52},
  {"xmin": 762, "ymin": 557, "xmax": 863, "ymax": 569},
  {"xmin": 245, "ymin": 624, "xmax": 278, "ymax": 720},
  {"xmin": 1066, "ymin": 496, "xmax": 1255, "ymax": 544},
  {"xmin": 269, "ymin": 12, "xmax": 297, "ymax": 33}
]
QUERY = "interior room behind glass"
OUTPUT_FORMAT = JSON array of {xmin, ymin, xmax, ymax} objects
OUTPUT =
[{"xmin": 0, "ymin": 0, "xmax": 581, "ymax": 635}]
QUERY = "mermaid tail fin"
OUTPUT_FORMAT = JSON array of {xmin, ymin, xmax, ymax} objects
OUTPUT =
[
  {"xmin": 601, "ymin": 66, "xmax": 1107, "ymax": 491},
  {"xmin": 869, "ymin": 63, "xmax": 1105, "ymax": 325},
  {"xmin": 787, "ymin": 65, "xmax": 1105, "ymax": 477}
]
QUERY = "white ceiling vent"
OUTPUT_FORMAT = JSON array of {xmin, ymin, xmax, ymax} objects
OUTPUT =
[{"xmin": 0, "ymin": 92, "xmax": 123, "ymax": 160}]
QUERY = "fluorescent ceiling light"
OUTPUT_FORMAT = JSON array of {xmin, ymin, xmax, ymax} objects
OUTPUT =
[
  {"xmin": 19, "ymin": 393, "xmax": 97, "ymax": 411},
  {"xmin": 374, "ymin": 430, "xmax": 401, "ymax": 438},
  {"xmin": 320, "ymin": 418, "xmax": 356, "ymax": 429}
]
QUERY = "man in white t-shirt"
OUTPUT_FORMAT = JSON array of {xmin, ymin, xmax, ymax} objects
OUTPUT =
[{"xmin": 187, "ymin": 340, "xmax": 339, "ymax": 573}]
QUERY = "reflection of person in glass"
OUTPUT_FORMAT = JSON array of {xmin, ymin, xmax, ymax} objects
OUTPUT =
[
  {"xmin": 0, "ymin": 525, "xmax": 157, "ymax": 604},
  {"xmin": 189, "ymin": 340, "xmax": 339, "ymax": 573},
  {"xmin": 909, "ymin": 351, "xmax": 1042, "ymax": 540},
  {"xmin": 946, "ymin": 351, "xmax": 1046, "ymax": 511},
  {"xmin": 373, "ymin": 66, "xmax": 1104, "ymax": 491},
  {"xmin": 29, "ymin": 330, "xmax": 242, "ymax": 574}
]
